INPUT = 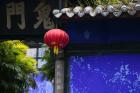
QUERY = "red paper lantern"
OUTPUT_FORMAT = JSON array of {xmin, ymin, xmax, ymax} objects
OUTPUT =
[{"xmin": 44, "ymin": 29, "xmax": 69, "ymax": 54}]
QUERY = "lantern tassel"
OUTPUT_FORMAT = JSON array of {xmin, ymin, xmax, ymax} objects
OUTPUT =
[
  {"xmin": 53, "ymin": 46, "xmax": 59, "ymax": 55},
  {"xmin": 53, "ymin": 46, "xmax": 56, "ymax": 55},
  {"xmin": 55, "ymin": 46, "xmax": 59, "ymax": 55}
]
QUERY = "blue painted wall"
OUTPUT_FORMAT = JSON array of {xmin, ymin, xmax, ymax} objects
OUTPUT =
[
  {"xmin": 64, "ymin": 19, "xmax": 140, "ymax": 44},
  {"xmin": 69, "ymin": 54, "xmax": 140, "ymax": 93}
]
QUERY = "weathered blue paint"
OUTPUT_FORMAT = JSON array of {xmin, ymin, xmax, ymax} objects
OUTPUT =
[{"xmin": 69, "ymin": 54, "xmax": 140, "ymax": 93}]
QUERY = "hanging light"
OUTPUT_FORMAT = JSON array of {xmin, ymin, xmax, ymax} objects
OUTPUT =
[{"xmin": 44, "ymin": 29, "xmax": 69, "ymax": 55}]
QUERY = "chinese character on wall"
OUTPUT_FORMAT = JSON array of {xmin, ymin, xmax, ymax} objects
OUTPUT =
[
  {"xmin": 6, "ymin": 2, "xmax": 26, "ymax": 30},
  {"xmin": 34, "ymin": 2, "xmax": 55, "ymax": 30},
  {"xmin": 5, "ymin": 1, "xmax": 55, "ymax": 31}
]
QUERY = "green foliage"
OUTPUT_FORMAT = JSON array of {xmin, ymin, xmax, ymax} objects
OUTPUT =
[
  {"xmin": 39, "ymin": 46, "xmax": 55, "ymax": 81},
  {"xmin": 0, "ymin": 40, "xmax": 38, "ymax": 93},
  {"xmin": 68, "ymin": 0, "xmax": 132, "ymax": 7}
]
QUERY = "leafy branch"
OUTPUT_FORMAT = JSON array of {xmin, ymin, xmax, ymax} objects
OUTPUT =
[
  {"xmin": 68, "ymin": 0, "xmax": 132, "ymax": 7},
  {"xmin": 0, "ymin": 40, "xmax": 38, "ymax": 93}
]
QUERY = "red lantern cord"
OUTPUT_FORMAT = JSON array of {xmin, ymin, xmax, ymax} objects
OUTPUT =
[{"xmin": 44, "ymin": 29, "xmax": 69, "ymax": 55}]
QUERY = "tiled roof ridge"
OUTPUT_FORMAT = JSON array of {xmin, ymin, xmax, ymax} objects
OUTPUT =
[{"xmin": 53, "ymin": 3, "xmax": 140, "ymax": 18}]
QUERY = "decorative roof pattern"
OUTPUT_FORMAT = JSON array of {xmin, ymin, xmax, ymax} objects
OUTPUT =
[{"xmin": 53, "ymin": 3, "xmax": 140, "ymax": 18}]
